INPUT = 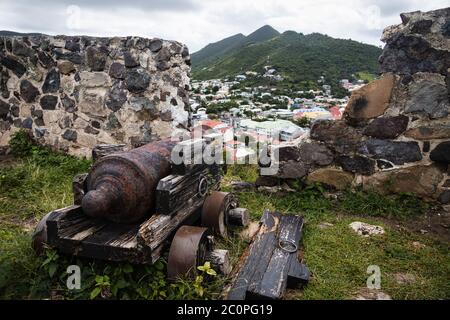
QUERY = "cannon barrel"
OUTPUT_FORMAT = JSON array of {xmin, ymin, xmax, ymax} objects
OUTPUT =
[{"xmin": 82, "ymin": 140, "xmax": 177, "ymax": 223}]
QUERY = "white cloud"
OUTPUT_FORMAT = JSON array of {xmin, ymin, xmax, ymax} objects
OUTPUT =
[{"xmin": 0, "ymin": 0, "xmax": 448, "ymax": 53}]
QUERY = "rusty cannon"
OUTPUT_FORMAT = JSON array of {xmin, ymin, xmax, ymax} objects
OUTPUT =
[
  {"xmin": 32, "ymin": 138, "xmax": 250, "ymax": 279},
  {"xmin": 82, "ymin": 140, "xmax": 176, "ymax": 223}
]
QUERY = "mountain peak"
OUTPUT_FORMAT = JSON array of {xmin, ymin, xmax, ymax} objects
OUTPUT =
[{"xmin": 245, "ymin": 25, "xmax": 280, "ymax": 43}]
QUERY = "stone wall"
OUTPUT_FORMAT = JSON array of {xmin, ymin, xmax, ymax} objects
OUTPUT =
[
  {"xmin": 258, "ymin": 8, "xmax": 450, "ymax": 204},
  {"xmin": 0, "ymin": 34, "xmax": 191, "ymax": 157}
]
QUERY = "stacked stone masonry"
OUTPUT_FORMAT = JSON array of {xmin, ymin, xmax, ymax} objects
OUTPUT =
[
  {"xmin": 0, "ymin": 34, "xmax": 191, "ymax": 157},
  {"xmin": 258, "ymin": 8, "xmax": 450, "ymax": 203}
]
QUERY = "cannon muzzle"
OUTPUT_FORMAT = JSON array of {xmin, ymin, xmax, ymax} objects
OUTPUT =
[{"xmin": 82, "ymin": 140, "xmax": 177, "ymax": 223}]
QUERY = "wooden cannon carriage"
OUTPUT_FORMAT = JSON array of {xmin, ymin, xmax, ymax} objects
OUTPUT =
[{"xmin": 32, "ymin": 138, "xmax": 249, "ymax": 279}]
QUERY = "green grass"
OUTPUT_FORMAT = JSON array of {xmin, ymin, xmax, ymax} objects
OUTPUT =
[{"xmin": 0, "ymin": 134, "xmax": 449, "ymax": 300}]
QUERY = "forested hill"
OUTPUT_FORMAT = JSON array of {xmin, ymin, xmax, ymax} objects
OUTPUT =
[{"xmin": 191, "ymin": 25, "xmax": 383, "ymax": 84}]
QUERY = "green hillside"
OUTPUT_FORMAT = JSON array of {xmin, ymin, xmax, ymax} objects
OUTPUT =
[{"xmin": 192, "ymin": 26, "xmax": 383, "ymax": 84}]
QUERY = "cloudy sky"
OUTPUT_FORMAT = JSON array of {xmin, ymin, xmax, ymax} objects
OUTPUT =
[{"xmin": 0, "ymin": 0, "xmax": 449, "ymax": 52}]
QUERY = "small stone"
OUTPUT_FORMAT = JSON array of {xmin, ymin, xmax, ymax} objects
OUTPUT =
[
  {"xmin": 240, "ymin": 221, "xmax": 260, "ymax": 240},
  {"xmin": 170, "ymin": 98, "xmax": 178, "ymax": 106},
  {"xmin": 58, "ymin": 115, "xmax": 72, "ymax": 129},
  {"xmin": 420, "ymin": 229, "xmax": 428, "ymax": 235},
  {"xmin": 91, "ymin": 120, "xmax": 101, "ymax": 129},
  {"xmin": 255, "ymin": 175, "xmax": 279, "ymax": 187},
  {"xmin": 109, "ymin": 62, "xmax": 125, "ymax": 79},
  {"xmin": 311, "ymin": 120, "xmax": 362, "ymax": 153},
  {"xmin": 405, "ymin": 125, "xmax": 450, "ymax": 140},
  {"xmin": 149, "ymin": 39, "xmax": 163, "ymax": 52},
  {"xmin": 64, "ymin": 38, "xmax": 80, "ymax": 52},
  {"xmin": 86, "ymin": 46, "xmax": 107, "ymax": 71},
  {"xmin": 278, "ymin": 161, "xmax": 309, "ymax": 179},
  {"xmin": 84, "ymin": 126, "xmax": 99, "ymax": 135},
  {"xmin": 438, "ymin": 190, "xmax": 450, "ymax": 204},
  {"xmin": 363, "ymin": 115, "xmax": 409, "ymax": 139},
  {"xmin": 22, "ymin": 117, "xmax": 33, "ymax": 129},
  {"xmin": 337, "ymin": 155, "xmax": 375, "ymax": 175},
  {"xmin": 20, "ymin": 80, "xmax": 40, "ymax": 102},
  {"xmin": 32, "ymin": 108, "xmax": 44, "ymax": 119},
  {"xmin": 443, "ymin": 179, "xmax": 450, "ymax": 188},
  {"xmin": 62, "ymin": 129, "xmax": 77, "ymax": 142},
  {"xmin": 57, "ymin": 61, "xmax": 75, "ymax": 75},
  {"xmin": 231, "ymin": 181, "xmax": 255, "ymax": 191},
  {"xmin": 160, "ymin": 109, "xmax": 172, "ymax": 121},
  {"xmin": 61, "ymin": 94, "xmax": 76, "ymax": 113},
  {"xmin": 359, "ymin": 139, "xmax": 422, "ymax": 165},
  {"xmin": 0, "ymin": 99, "xmax": 10, "ymax": 120},
  {"xmin": 345, "ymin": 74, "xmax": 395, "ymax": 122},
  {"xmin": 404, "ymin": 77, "xmax": 449, "ymax": 119},
  {"xmin": 79, "ymin": 71, "xmax": 110, "ymax": 88},
  {"xmin": 307, "ymin": 168, "xmax": 354, "ymax": 190},
  {"xmin": 156, "ymin": 61, "xmax": 170, "ymax": 71},
  {"xmin": 318, "ymin": 222, "xmax": 334, "ymax": 229},
  {"xmin": 363, "ymin": 165, "xmax": 443, "ymax": 198},
  {"xmin": 377, "ymin": 159, "xmax": 394, "ymax": 170},
  {"xmin": 411, "ymin": 241, "xmax": 426, "ymax": 249},
  {"xmin": 106, "ymin": 81, "xmax": 127, "ymax": 112},
  {"xmin": 125, "ymin": 68, "xmax": 150, "ymax": 93},
  {"xmin": 430, "ymin": 142, "xmax": 450, "ymax": 164},
  {"xmin": 393, "ymin": 273, "xmax": 416, "ymax": 285},
  {"xmin": 124, "ymin": 51, "xmax": 139, "ymax": 68},
  {"xmin": 37, "ymin": 51, "xmax": 54, "ymax": 68},
  {"xmin": 40, "ymin": 95, "xmax": 58, "ymax": 110},
  {"xmin": 422, "ymin": 141, "xmax": 431, "ymax": 153},
  {"xmin": 355, "ymin": 288, "xmax": 392, "ymax": 300},
  {"xmin": 0, "ymin": 55, "xmax": 26, "ymax": 77},
  {"xmin": 349, "ymin": 221, "xmax": 385, "ymax": 237},
  {"xmin": 42, "ymin": 69, "xmax": 60, "ymax": 93}
]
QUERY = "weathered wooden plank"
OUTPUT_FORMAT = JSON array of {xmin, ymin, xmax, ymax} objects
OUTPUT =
[
  {"xmin": 226, "ymin": 210, "xmax": 279, "ymax": 300},
  {"xmin": 225, "ymin": 211, "xmax": 308, "ymax": 300},
  {"xmin": 249, "ymin": 215, "xmax": 303, "ymax": 299},
  {"xmin": 156, "ymin": 164, "xmax": 220, "ymax": 215}
]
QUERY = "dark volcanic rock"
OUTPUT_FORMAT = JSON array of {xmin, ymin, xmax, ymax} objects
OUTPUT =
[
  {"xmin": 337, "ymin": 155, "xmax": 376, "ymax": 176},
  {"xmin": 61, "ymin": 94, "xmax": 76, "ymax": 113},
  {"xmin": 22, "ymin": 117, "xmax": 33, "ymax": 129},
  {"xmin": 404, "ymin": 80, "xmax": 449, "ymax": 119},
  {"xmin": 363, "ymin": 115, "xmax": 409, "ymax": 139},
  {"xmin": 86, "ymin": 46, "xmax": 107, "ymax": 71},
  {"xmin": 31, "ymin": 107, "xmax": 43, "ymax": 119},
  {"xmin": 62, "ymin": 129, "xmax": 77, "ymax": 142},
  {"xmin": 156, "ymin": 61, "xmax": 170, "ymax": 71},
  {"xmin": 0, "ymin": 69, "xmax": 9, "ymax": 99},
  {"xmin": 359, "ymin": 139, "xmax": 423, "ymax": 165},
  {"xmin": 311, "ymin": 120, "xmax": 363, "ymax": 153},
  {"xmin": 124, "ymin": 51, "xmax": 139, "ymax": 68},
  {"xmin": 129, "ymin": 96, "xmax": 158, "ymax": 118},
  {"xmin": 40, "ymin": 95, "xmax": 58, "ymax": 110},
  {"xmin": 0, "ymin": 55, "xmax": 26, "ymax": 77},
  {"xmin": 65, "ymin": 38, "xmax": 81, "ymax": 52},
  {"xmin": 438, "ymin": 190, "xmax": 450, "ymax": 204},
  {"xmin": 255, "ymin": 175, "xmax": 279, "ymax": 187},
  {"xmin": 54, "ymin": 51, "xmax": 83, "ymax": 64},
  {"xmin": 0, "ymin": 99, "xmax": 10, "ymax": 120},
  {"xmin": 298, "ymin": 142, "xmax": 334, "ymax": 166},
  {"xmin": 20, "ymin": 80, "xmax": 40, "ymax": 102},
  {"xmin": 125, "ymin": 68, "xmax": 150, "ymax": 93},
  {"xmin": 149, "ymin": 39, "xmax": 163, "ymax": 52},
  {"xmin": 37, "ymin": 51, "xmax": 55, "ymax": 68},
  {"xmin": 42, "ymin": 69, "xmax": 60, "ymax": 93},
  {"xmin": 276, "ymin": 146, "xmax": 302, "ymax": 162},
  {"xmin": 379, "ymin": 34, "xmax": 450, "ymax": 76},
  {"xmin": 377, "ymin": 159, "xmax": 394, "ymax": 170},
  {"xmin": 430, "ymin": 141, "xmax": 450, "ymax": 164},
  {"xmin": 106, "ymin": 81, "xmax": 127, "ymax": 112},
  {"xmin": 109, "ymin": 62, "xmax": 125, "ymax": 79}
]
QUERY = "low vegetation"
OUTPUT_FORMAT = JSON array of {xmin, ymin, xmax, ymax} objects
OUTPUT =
[{"xmin": 0, "ymin": 132, "xmax": 449, "ymax": 300}]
